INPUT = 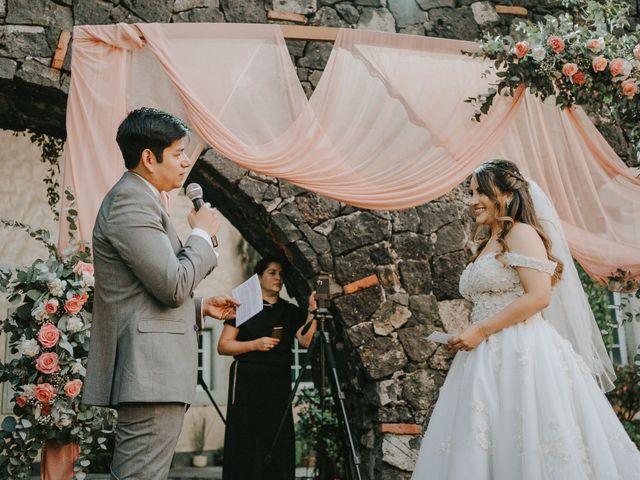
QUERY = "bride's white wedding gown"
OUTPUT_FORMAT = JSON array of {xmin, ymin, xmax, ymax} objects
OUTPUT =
[{"xmin": 411, "ymin": 251, "xmax": 640, "ymax": 479}]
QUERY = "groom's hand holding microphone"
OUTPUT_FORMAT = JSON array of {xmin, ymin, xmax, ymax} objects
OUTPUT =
[{"xmin": 186, "ymin": 183, "xmax": 219, "ymax": 246}]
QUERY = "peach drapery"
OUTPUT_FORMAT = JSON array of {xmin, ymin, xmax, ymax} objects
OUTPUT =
[{"xmin": 63, "ymin": 23, "xmax": 640, "ymax": 284}]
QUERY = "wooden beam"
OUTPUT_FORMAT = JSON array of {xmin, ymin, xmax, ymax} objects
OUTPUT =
[
  {"xmin": 267, "ymin": 10, "xmax": 308, "ymax": 25},
  {"xmin": 279, "ymin": 25, "xmax": 338, "ymax": 42},
  {"xmin": 51, "ymin": 31, "xmax": 71, "ymax": 70},
  {"xmin": 128, "ymin": 24, "xmax": 338, "ymax": 43}
]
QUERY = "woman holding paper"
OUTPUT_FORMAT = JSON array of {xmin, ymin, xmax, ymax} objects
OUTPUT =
[
  {"xmin": 412, "ymin": 160, "xmax": 640, "ymax": 479},
  {"xmin": 218, "ymin": 257, "xmax": 317, "ymax": 480}
]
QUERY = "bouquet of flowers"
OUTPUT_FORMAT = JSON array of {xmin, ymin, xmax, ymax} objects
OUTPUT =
[
  {"xmin": 467, "ymin": 0, "xmax": 640, "ymax": 166},
  {"xmin": 0, "ymin": 192, "xmax": 116, "ymax": 480}
]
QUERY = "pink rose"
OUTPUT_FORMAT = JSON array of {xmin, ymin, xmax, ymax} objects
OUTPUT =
[
  {"xmin": 74, "ymin": 292, "xmax": 89, "ymax": 305},
  {"xmin": 64, "ymin": 297, "xmax": 83, "ymax": 315},
  {"xmin": 610, "ymin": 58, "xmax": 631, "ymax": 77},
  {"xmin": 586, "ymin": 38, "xmax": 604, "ymax": 52},
  {"xmin": 37, "ymin": 323, "xmax": 60, "ymax": 348},
  {"xmin": 562, "ymin": 63, "xmax": 578, "ymax": 78},
  {"xmin": 634, "ymin": 44, "xmax": 640, "ymax": 61},
  {"xmin": 621, "ymin": 79, "xmax": 638, "ymax": 98},
  {"xmin": 547, "ymin": 36, "xmax": 565, "ymax": 54},
  {"xmin": 572, "ymin": 71, "xmax": 586, "ymax": 85},
  {"xmin": 592, "ymin": 56, "xmax": 608, "ymax": 72},
  {"xmin": 35, "ymin": 352, "xmax": 60, "ymax": 374},
  {"xmin": 64, "ymin": 379, "xmax": 83, "ymax": 399},
  {"xmin": 513, "ymin": 41, "xmax": 529, "ymax": 59},
  {"xmin": 15, "ymin": 395, "xmax": 28, "ymax": 408},
  {"xmin": 34, "ymin": 383, "xmax": 56, "ymax": 404},
  {"xmin": 44, "ymin": 299, "xmax": 59, "ymax": 315},
  {"xmin": 73, "ymin": 261, "xmax": 94, "ymax": 276}
]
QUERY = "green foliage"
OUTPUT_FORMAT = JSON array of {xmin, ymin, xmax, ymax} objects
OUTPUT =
[
  {"xmin": 236, "ymin": 238, "xmax": 261, "ymax": 279},
  {"xmin": 606, "ymin": 363, "xmax": 640, "ymax": 448},
  {"xmin": 191, "ymin": 416, "xmax": 208, "ymax": 454},
  {"xmin": 576, "ymin": 261, "xmax": 616, "ymax": 350},
  {"xmin": 468, "ymin": 0, "xmax": 640, "ymax": 166},
  {"xmin": 13, "ymin": 131, "xmax": 65, "ymax": 220},
  {"xmin": 295, "ymin": 388, "xmax": 346, "ymax": 479},
  {"xmin": 607, "ymin": 363, "xmax": 640, "ymax": 422}
]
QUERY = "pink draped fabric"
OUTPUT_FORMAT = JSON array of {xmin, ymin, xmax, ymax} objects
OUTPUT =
[{"xmin": 62, "ymin": 23, "xmax": 640, "ymax": 284}]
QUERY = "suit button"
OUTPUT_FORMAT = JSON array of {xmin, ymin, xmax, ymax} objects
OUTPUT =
[
  {"xmin": 193, "ymin": 324, "xmax": 199, "ymax": 331},
  {"xmin": 190, "ymin": 292, "xmax": 194, "ymax": 298}
]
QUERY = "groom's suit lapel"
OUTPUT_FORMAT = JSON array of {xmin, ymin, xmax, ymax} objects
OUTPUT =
[
  {"xmin": 161, "ymin": 211, "xmax": 183, "ymax": 253},
  {"xmin": 123, "ymin": 172, "xmax": 183, "ymax": 252}
]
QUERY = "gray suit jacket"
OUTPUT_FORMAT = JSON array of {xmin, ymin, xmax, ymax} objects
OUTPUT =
[{"xmin": 83, "ymin": 172, "xmax": 217, "ymax": 407}]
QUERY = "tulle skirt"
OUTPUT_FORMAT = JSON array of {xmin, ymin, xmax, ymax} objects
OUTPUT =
[{"xmin": 412, "ymin": 315, "xmax": 640, "ymax": 480}]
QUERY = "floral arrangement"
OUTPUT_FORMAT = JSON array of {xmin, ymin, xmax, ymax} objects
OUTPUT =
[
  {"xmin": 466, "ymin": 0, "xmax": 640, "ymax": 166},
  {"xmin": 0, "ymin": 192, "xmax": 116, "ymax": 480}
]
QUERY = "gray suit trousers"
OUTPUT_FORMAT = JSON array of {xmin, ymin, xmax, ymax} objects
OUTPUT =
[{"xmin": 110, "ymin": 403, "xmax": 187, "ymax": 480}]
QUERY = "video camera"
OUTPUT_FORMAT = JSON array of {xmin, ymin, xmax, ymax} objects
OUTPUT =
[{"xmin": 315, "ymin": 273, "xmax": 331, "ymax": 310}]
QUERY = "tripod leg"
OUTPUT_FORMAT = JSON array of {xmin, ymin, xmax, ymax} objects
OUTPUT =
[
  {"xmin": 321, "ymin": 332, "xmax": 364, "ymax": 480},
  {"xmin": 263, "ymin": 332, "xmax": 321, "ymax": 470},
  {"xmin": 197, "ymin": 373, "xmax": 226, "ymax": 424}
]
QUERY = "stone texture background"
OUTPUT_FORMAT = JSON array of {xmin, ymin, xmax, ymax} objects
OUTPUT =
[{"xmin": 2, "ymin": 1, "xmax": 640, "ymax": 477}]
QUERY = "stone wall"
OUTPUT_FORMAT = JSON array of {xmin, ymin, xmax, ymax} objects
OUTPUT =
[{"xmin": 1, "ymin": 1, "xmax": 639, "ymax": 478}]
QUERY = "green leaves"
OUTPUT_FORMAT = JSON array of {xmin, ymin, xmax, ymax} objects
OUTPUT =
[{"xmin": 1, "ymin": 416, "xmax": 17, "ymax": 433}]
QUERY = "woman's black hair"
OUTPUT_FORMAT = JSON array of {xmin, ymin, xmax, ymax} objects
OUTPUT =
[{"xmin": 253, "ymin": 257, "xmax": 286, "ymax": 277}]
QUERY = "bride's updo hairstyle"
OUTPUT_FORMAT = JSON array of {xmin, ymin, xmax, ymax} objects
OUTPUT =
[{"xmin": 472, "ymin": 159, "xmax": 563, "ymax": 284}]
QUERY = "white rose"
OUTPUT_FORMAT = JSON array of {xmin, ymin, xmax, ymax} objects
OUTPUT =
[
  {"xmin": 56, "ymin": 414, "xmax": 72, "ymax": 427},
  {"xmin": 66, "ymin": 316, "xmax": 84, "ymax": 333},
  {"xmin": 20, "ymin": 338, "xmax": 40, "ymax": 357},
  {"xmin": 81, "ymin": 272, "xmax": 94, "ymax": 288},
  {"xmin": 70, "ymin": 360, "xmax": 84, "ymax": 375},
  {"xmin": 47, "ymin": 278, "xmax": 67, "ymax": 297},
  {"xmin": 20, "ymin": 384, "xmax": 37, "ymax": 399},
  {"xmin": 531, "ymin": 47, "xmax": 546, "ymax": 62},
  {"xmin": 32, "ymin": 304, "xmax": 48, "ymax": 322}
]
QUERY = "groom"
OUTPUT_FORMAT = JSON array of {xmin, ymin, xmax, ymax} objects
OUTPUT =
[{"xmin": 83, "ymin": 107, "xmax": 238, "ymax": 479}]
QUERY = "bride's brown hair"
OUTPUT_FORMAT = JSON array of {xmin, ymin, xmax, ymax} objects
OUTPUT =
[{"xmin": 471, "ymin": 159, "xmax": 563, "ymax": 284}]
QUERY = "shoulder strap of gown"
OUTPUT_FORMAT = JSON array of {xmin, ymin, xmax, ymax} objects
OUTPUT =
[{"xmin": 502, "ymin": 252, "xmax": 557, "ymax": 276}]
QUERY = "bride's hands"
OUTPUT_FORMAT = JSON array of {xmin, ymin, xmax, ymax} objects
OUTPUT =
[{"xmin": 448, "ymin": 324, "xmax": 487, "ymax": 353}]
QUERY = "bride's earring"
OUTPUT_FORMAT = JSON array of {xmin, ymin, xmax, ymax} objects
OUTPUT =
[{"xmin": 505, "ymin": 198, "xmax": 512, "ymax": 209}]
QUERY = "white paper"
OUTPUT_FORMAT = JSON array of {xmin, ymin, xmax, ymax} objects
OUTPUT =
[
  {"xmin": 231, "ymin": 274, "xmax": 263, "ymax": 327},
  {"xmin": 425, "ymin": 331, "xmax": 453, "ymax": 345}
]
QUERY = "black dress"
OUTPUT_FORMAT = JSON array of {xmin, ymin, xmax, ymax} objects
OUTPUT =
[{"xmin": 222, "ymin": 298, "xmax": 307, "ymax": 480}]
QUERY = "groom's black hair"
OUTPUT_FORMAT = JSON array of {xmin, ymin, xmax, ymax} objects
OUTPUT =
[{"xmin": 116, "ymin": 107, "xmax": 189, "ymax": 169}]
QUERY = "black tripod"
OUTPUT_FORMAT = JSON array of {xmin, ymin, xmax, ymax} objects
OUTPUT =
[
  {"xmin": 264, "ymin": 306, "xmax": 363, "ymax": 480},
  {"xmin": 198, "ymin": 370, "xmax": 226, "ymax": 424}
]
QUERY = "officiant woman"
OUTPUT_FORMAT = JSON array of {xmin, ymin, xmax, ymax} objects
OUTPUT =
[{"xmin": 218, "ymin": 257, "xmax": 317, "ymax": 480}]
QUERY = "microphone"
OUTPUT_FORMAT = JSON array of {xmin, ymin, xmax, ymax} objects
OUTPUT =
[{"xmin": 185, "ymin": 183, "xmax": 218, "ymax": 248}]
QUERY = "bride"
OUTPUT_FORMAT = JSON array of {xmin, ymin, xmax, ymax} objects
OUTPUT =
[{"xmin": 411, "ymin": 159, "xmax": 640, "ymax": 479}]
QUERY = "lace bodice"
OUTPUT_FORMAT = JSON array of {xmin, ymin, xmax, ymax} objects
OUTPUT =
[{"xmin": 460, "ymin": 252, "xmax": 557, "ymax": 323}]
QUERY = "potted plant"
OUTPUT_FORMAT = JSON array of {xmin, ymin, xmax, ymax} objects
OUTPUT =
[{"xmin": 191, "ymin": 415, "xmax": 208, "ymax": 467}]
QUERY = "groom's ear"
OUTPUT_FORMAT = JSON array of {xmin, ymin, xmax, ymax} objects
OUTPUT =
[{"xmin": 139, "ymin": 148, "xmax": 157, "ymax": 173}]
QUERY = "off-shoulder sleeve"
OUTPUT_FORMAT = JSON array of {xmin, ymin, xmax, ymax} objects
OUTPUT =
[{"xmin": 503, "ymin": 252, "xmax": 557, "ymax": 275}]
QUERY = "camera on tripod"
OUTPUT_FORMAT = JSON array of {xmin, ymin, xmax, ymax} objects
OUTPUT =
[{"xmin": 315, "ymin": 273, "xmax": 332, "ymax": 311}]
